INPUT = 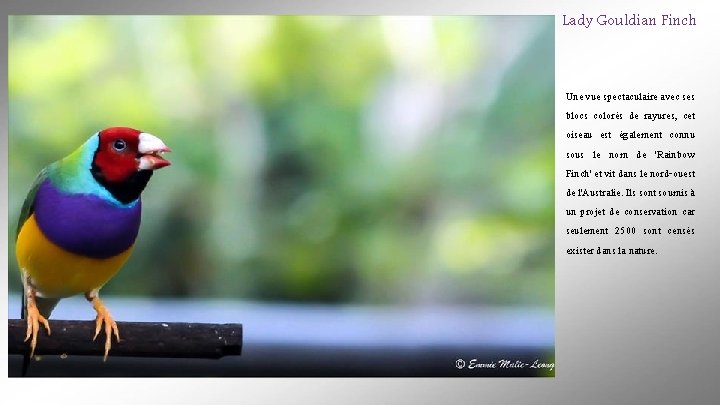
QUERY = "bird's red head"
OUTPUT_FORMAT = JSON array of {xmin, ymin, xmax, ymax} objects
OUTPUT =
[{"xmin": 93, "ymin": 127, "xmax": 171, "ymax": 183}]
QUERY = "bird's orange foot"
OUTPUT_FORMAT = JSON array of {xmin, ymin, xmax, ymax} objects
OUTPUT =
[
  {"xmin": 91, "ymin": 299, "xmax": 120, "ymax": 361},
  {"xmin": 24, "ymin": 303, "xmax": 51, "ymax": 358}
]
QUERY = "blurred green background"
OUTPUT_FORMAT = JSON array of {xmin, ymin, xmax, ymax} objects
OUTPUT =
[{"xmin": 8, "ymin": 16, "xmax": 554, "ymax": 307}]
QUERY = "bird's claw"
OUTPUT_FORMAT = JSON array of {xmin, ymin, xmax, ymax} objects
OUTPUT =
[
  {"xmin": 24, "ymin": 305, "xmax": 51, "ymax": 358},
  {"xmin": 93, "ymin": 307, "xmax": 120, "ymax": 361}
]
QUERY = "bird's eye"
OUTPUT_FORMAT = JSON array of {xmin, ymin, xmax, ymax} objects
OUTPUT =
[{"xmin": 113, "ymin": 139, "xmax": 127, "ymax": 151}]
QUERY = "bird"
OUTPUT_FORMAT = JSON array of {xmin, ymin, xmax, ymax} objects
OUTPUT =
[{"xmin": 15, "ymin": 127, "xmax": 171, "ymax": 363}]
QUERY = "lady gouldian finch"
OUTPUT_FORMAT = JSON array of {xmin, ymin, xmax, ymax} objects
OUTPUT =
[{"xmin": 15, "ymin": 127, "xmax": 171, "ymax": 361}]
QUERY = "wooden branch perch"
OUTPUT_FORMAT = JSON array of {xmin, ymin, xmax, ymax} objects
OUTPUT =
[{"xmin": 8, "ymin": 319, "xmax": 242, "ymax": 359}]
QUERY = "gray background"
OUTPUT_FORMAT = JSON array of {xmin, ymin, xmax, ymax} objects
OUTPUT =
[{"xmin": 2, "ymin": 0, "xmax": 719, "ymax": 404}]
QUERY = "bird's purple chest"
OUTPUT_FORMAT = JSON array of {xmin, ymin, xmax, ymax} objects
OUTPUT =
[{"xmin": 33, "ymin": 179, "xmax": 142, "ymax": 259}]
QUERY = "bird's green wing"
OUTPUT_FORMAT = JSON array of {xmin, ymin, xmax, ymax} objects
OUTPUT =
[{"xmin": 16, "ymin": 166, "xmax": 50, "ymax": 241}]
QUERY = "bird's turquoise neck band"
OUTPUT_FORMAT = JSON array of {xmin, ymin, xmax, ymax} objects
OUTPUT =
[{"xmin": 49, "ymin": 133, "xmax": 138, "ymax": 208}]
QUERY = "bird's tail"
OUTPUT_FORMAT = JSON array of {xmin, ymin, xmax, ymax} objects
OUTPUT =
[
  {"xmin": 21, "ymin": 292, "xmax": 28, "ymax": 377},
  {"xmin": 21, "ymin": 294, "xmax": 59, "ymax": 377},
  {"xmin": 36, "ymin": 297, "xmax": 60, "ymax": 318}
]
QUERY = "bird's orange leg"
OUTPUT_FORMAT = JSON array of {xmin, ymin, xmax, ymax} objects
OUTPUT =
[
  {"xmin": 22, "ymin": 273, "xmax": 51, "ymax": 358},
  {"xmin": 85, "ymin": 290, "xmax": 120, "ymax": 361}
]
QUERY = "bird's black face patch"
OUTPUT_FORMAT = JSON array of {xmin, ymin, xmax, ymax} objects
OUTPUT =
[{"xmin": 90, "ymin": 164, "xmax": 153, "ymax": 205}]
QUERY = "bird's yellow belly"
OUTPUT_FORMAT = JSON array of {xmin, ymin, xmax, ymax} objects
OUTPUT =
[{"xmin": 16, "ymin": 214, "xmax": 133, "ymax": 298}]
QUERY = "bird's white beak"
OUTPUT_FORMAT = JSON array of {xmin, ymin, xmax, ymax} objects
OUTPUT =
[{"xmin": 138, "ymin": 132, "xmax": 172, "ymax": 170}]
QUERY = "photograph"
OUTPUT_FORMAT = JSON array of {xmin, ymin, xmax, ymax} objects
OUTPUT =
[{"xmin": 7, "ymin": 15, "xmax": 554, "ymax": 377}]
